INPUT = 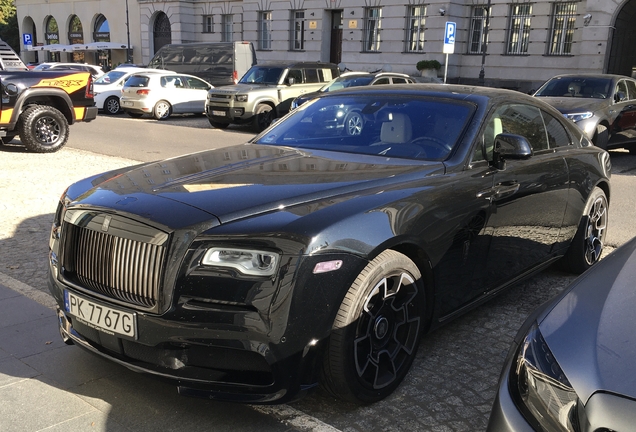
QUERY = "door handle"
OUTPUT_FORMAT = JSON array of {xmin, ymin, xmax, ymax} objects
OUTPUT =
[{"xmin": 494, "ymin": 182, "xmax": 520, "ymax": 199}]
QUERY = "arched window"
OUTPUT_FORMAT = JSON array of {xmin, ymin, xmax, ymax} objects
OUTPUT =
[
  {"xmin": 153, "ymin": 12, "xmax": 171, "ymax": 54},
  {"xmin": 69, "ymin": 15, "xmax": 84, "ymax": 62},
  {"xmin": 94, "ymin": 14, "xmax": 111, "ymax": 70},
  {"xmin": 45, "ymin": 16, "xmax": 60, "ymax": 62}
]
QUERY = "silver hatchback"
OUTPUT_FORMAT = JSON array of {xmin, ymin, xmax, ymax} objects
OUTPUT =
[{"xmin": 121, "ymin": 71, "xmax": 213, "ymax": 120}]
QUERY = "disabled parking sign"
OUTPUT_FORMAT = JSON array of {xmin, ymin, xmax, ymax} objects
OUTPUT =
[{"xmin": 443, "ymin": 22, "xmax": 456, "ymax": 54}]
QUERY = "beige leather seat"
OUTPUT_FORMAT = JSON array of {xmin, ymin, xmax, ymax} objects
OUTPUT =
[{"xmin": 380, "ymin": 113, "xmax": 412, "ymax": 144}]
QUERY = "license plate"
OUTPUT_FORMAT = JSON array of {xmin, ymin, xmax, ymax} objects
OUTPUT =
[
  {"xmin": 122, "ymin": 101, "xmax": 133, "ymax": 107},
  {"xmin": 212, "ymin": 110, "xmax": 225, "ymax": 116},
  {"xmin": 64, "ymin": 290, "xmax": 136, "ymax": 339}
]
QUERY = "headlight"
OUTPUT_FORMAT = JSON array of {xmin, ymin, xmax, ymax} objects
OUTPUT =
[
  {"xmin": 235, "ymin": 94, "xmax": 248, "ymax": 102},
  {"xmin": 565, "ymin": 112, "xmax": 593, "ymax": 123},
  {"xmin": 201, "ymin": 247, "xmax": 279, "ymax": 276},
  {"xmin": 512, "ymin": 324, "xmax": 580, "ymax": 432}
]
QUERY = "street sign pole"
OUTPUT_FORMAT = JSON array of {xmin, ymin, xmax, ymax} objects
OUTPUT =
[{"xmin": 443, "ymin": 22, "xmax": 456, "ymax": 85}]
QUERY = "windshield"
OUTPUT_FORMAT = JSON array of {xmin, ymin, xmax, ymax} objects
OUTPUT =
[
  {"xmin": 255, "ymin": 95, "xmax": 472, "ymax": 161},
  {"xmin": 535, "ymin": 77, "xmax": 612, "ymax": 99},
  {"xmin": 33, "ymin": 64, "xmax": 51, "ymax": 71},
  {"xmin": 95, "ymin": 71, "xmax": 128, "ymax": 85},
  {"xmin": 320, "ymin": 75, "xmax": 374, "ymax": 92},
  {"xmin": 239, "ymin": 66, "xmax": 284, "ymax": 85}
]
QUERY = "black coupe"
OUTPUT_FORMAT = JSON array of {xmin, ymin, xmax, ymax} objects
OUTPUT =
[{"xmin": 48, "ymin": 85, "xmax": 610, "ymax": 404}]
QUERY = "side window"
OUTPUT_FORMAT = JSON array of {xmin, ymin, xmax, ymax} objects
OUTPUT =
[
  {"xmin": 304, "ymin": 69, "xmax": 319, "ymax": 83},
  {"xmin": 286, "ymin": 69, "xmax": 303, "ymax": 84},
  {"xmin": 473, "ymin": 103, "xmax": 548, "ymax": 163},
  {"xmin": 392, "ymin": 77, "xmax": 408, "ymax": 84},
  {"xmin": 616, "ymin": 80, "xmax": 628, "ymax": 101},
  {"xmin": 541, "ymin": 110, "xmax": 572, "ymax": 148},
  {"xmin": 625, "ymin": 80, "xmax": 636, "ymax": 100},
  {"xmin": 186, "ymin": 77, "xmax": 210, "ymax": 89},
  {"xmin": 373, "ymin": 78, "xmax": 390, "ymax": 85}
]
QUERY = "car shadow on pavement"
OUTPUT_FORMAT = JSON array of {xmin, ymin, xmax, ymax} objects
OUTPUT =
[
  {"xmin": 608, "ymin": 149, "xmax": 636, "ymax": 176},
  {"xmin": 0, "ymin": 214, "xmax": 296, "ymax": 432}
]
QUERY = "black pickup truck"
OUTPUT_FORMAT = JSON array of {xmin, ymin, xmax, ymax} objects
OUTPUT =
[{"xmin": 0, "ymin": 40, "xmax": 97, "ymax": 152}]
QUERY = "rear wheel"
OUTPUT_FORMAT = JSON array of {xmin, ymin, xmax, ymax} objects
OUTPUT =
[
  {"xmin": 321, "ymin": 250, "xmax": 425, "ymax": 403},
  {"xmin": 18, "ymin": 105, "xmax": 69, "ymax": 153},
  {"xmin": 252, "ymin": 103, "xmax": 274, "ymax": 132},
  {"xmin": 104, "ymin": 96, "xmax": 121, "ymax": 115},
  {"xmin": 153, "ymin": 100, "xmax": 172, "ymax": 120},
  {"xmin": 562, "ymin": 187, "xmax": 608, "ymax": 274}
]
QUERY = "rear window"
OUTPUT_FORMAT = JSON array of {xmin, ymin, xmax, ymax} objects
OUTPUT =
[{"xmin": 124, "ymin": 76, "xmax": 150, "ymax": 87}]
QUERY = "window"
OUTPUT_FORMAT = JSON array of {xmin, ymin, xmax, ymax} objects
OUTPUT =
[
  {"xmin": 286, "ymin": 69, "xmax": 302, "ymax": 84},
  {"xmin": 291, "ymin": 11, "xmax": 305, "ymax": 50},
  {"xmin": 259, "ymin": 11, "xmax": 272, "ymax": 50},
  {"xmin": 406, "ymin": 6, "xmax": 426, "ymax": 52},
  {"xmin": 363, "ymin": 7, "xmax": 382, "ymax": 52},
  {"xmin": 203, "ymin": 15, "xmax": 213, "ymax": 33},
  {"xmin": 468, "ymin": 6, "xmax": 489, "ymax": 54},
  {"xmin": 625, "ymin": 80, "xmax": 636, "ymax": 100},
  {"xmin": 548, "ymin": 2, "xmax": 576, "ymax": 55},
  {"xmin": 222, "ymin": 14, "xmax": 233, "ymax": 42},
  {"xmin": 542, "ymin": 111, "xmax": 571, "ymax": 147},
  {"xmin": 507, "ymin": 4, "xmax": 532, "ymax": 55}
]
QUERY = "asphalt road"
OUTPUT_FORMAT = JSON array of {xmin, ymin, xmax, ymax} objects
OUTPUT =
[{"xmin": 2, "ymin": 113, "xmax": 636, "ymax": 431}]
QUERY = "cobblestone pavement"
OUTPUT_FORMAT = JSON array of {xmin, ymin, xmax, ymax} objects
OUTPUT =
[{"xmin": 0, "ymin": 143, "xmax": 623, "ymax": 432}]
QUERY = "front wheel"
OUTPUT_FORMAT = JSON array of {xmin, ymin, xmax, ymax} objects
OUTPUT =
[
  {"xmin": 252, "ymin": 103, "xmax": 274, "ymax": 132},
  {"xmin": 562, "ymin": 187, "xmax": 608, "ymax": 274},
  {"xmin": 321, "ymin": 250, "xmax": 425, "ymax": 403},
  {"xmin": 153, "ymin": 100, "xmax": 172, "ymax": 120},
  {"xmin": 18, "ymin": 105, "xmax": 69, "ymax": 153},
  {"xmin": 104, "ymin": 96, "xmax": 121, "ymax": 115}
]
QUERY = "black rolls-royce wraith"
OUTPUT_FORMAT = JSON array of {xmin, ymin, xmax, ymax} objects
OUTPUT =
[{"xmin": 49, "ymin": 85, "xmax": 610, "ymax": 404}]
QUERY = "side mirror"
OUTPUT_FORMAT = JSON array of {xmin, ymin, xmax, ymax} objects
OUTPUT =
[
  {"xmin": 287, "ymin": 77, "xmax": 295, "ymax": 86},
  {"xmin": 493, "ymin": 133, "xmax": 533, "ymax": 169},
  {"xmin": 615, "ymin": 91, "xmax": 626, "ymax": 103}
]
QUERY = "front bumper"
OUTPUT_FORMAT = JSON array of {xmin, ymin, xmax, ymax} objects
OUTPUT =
[{"xmin": 205, "ymin": 101, "xmax": 253, "ymax": 124}]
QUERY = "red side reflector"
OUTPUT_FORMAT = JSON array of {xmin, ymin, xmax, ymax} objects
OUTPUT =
[{"xmin": 232, "ymin": 70, "xmax": 238, "ymax": 84}]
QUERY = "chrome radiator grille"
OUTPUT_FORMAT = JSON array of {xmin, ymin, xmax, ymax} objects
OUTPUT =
[{"xmin": 60, "ymin": 212, "xmax": 168, "ymax": 310}]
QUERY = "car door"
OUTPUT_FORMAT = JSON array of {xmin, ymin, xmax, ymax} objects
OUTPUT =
[
  {"xmin": 161, "ymin": 75, "xmax": 188, "ymax": 113},
  {"xmin": 183, "ymin": 76, "xmax": 212, "ymax": 114},
  {"xmin": 608, "ymin": 79, "xmax": 636, "ymax": 146},
  {"xmin": 481, "ymin": 103, "xmax": 570, "ymax": 289}
]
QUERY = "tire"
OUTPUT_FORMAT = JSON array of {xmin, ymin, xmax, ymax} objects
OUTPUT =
[
  {"xmin": 18, "ymin": 105, "xmax": 69, "ymax": 153},
  {"xmin": 562, "ymin": 187, "xmax": 608, "ymax": 274},
  {"xmin": 252, "ymin": 103, "xmax": 274, "ymax": 132},
  {"xmin": 126, "ymin": 111, "xmax": 144, "ymax": 118},
  {"xmin": 208, "ymin": 118, "xmax": 230, "ymax": 129},
  {"xmin": 153, "ymin": 100, "xmax": 172, "ymax": 120},
  {"xmin": 344, "ymin": 111, "xmax": 364, "ymax": 136},
  {"xmin": 321, "ymin": 250, "xmax": 425, "ymax": 403},
  {"xmin": 593, "ymin": 124, "xmax": 608, "ymax": 150},
  {"xmin": 104, "ymin": 96, "xmax": 121, "ymax": 115}
]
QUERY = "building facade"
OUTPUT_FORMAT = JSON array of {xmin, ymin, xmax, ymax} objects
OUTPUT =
[{"xmin": 15, "ymin": 0, "xmax": 636, "ymax": 91}]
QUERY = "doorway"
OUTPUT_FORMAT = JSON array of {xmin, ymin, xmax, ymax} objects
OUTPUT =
[
  {"xmin": 607, "ymin": 0, "xmax": 636, "ymax": 76},
  {"xmin": 329, "ymin": 10, "xmax": 343, "ymax": 65}
]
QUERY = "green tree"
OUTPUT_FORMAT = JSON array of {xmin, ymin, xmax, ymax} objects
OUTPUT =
[{"xmin": 0, "ymin": 0, "xmax": 19, "ymax": 53}]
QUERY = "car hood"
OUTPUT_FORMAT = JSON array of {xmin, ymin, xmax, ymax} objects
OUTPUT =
[
  {"xmin": 69, "ymin": 143, "xmax": 443, "ymax": 228},
  {"xmin": 539, "ymin": 237, "xmax": 636, "ymax": 403},
  {"xmin": 534, "ymin": 96, "xmax": 608, "ymax": 114},
  {"xmin": 209, "ymin": 84, "xmax": 274, "ymax": 94}
]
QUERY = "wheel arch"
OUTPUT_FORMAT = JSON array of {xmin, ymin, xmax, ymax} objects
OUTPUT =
[{"xmin": 12, "ymin": 89, "xmax": 75, "ymax": 127}]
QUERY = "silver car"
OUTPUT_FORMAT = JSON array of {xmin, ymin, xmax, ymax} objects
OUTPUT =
[
  {"xmin": 533, "ymin": 74, "xmax": 636, "ymax": 153},
  {"xmin": 121, "ymin": 71, "xmax": 213, "ymax": 120}
]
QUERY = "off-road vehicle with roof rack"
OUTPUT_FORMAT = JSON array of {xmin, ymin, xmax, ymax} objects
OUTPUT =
[
  {"xmin": 205, "ymin": 61, "xmax": 340, "ymax": 131},
  {"xmin": 0, "ymin": 39, "xmax": 97, "ymax": 152}
]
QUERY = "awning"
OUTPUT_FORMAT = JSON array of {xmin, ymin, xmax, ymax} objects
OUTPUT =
[{"xmin": 27, "ymin": 42, "xmax": 130, "ymax": 52}]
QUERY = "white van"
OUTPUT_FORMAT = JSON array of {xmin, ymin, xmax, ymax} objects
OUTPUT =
[{"xmin": 147, "ymin": 41, "xmax": 256, "ymax": 87}]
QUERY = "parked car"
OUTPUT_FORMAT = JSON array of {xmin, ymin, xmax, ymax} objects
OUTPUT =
[
  {"xmin": 32, "ymin": 62, "xmax": 105, "ymax": 78},
  {"xmin": 94, "ymin": 68, "xmax": 175, "ymax": 115},
  {"xmin": 120, "ymin": 71, "xmax": 213, "ymax": 120},
  {"xmin": 205, "ymin": 61, "xmax": 340, "ymax": 131},
  {"xmin": 26, "ymin": 62, "xmax": 40, "ymax": 70},
  {"xmin": 49, "ymin": 85, "xmax": 610, "ymax": 405},
  {"xmin": 485, "ymin": 235, "xmax": 636, "ymax": 432},
  {"xmin": 290, "ymin": 71, "xmax": 416, "ymax": 110},
  {"xmin": 533, "ymin": 73, "xmax": 636, "ymax": 152}
]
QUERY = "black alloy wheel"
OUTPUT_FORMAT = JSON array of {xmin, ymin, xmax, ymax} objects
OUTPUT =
[
  {"xmin": 18, "ymin": 105, "xmax": 69, "ymax": 153},
  {"xmin": 253, "ymin": 103, "xmax": 274, "ymax": 132}
]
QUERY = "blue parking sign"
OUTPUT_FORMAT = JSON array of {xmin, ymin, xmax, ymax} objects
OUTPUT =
[
  {"xmin": 23, "ymin": 33, "xmax": 32, "ymax": 46},
  {"xmin": 443, "ymin": 22, "xmax": 456, "ymax": 54}
]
